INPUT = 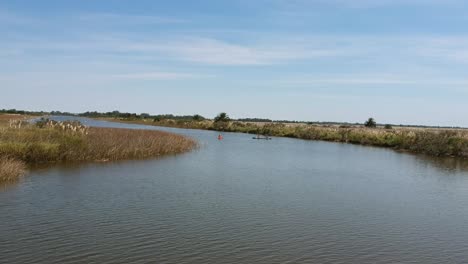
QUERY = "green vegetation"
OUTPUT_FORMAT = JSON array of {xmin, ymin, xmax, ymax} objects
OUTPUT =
[
  {"xmin": 3, "ymin": 109, "xmax": 468, "ymax": 166},
  {"xmin": 237, "ymin": 118, "xmax": 273, "ymax": 122},
  {"xmin": 0, "ymin": 108, "xmax": 73, "ymax": 116},
  {"xmin": 113, "ymin": 114, "xmax": 468, "ymax": 159},
  {"xmin": 213, "ymin": 112, "xmax": 231, "ymax": 131},
  {"xmin": 364, "ymin": 117, "xmax": 377, "ymax": 128},
  {"xmin": 5, "ymin": 108, "xmax": 460, "ymax": 130},
  {"xmin": 0, "ymin": 157, "xmax": 26, "ymax": 183},
  {"xmin": 0, "ymin": 115, "xmax": 196, "ymax": 183},
  {"xmin": 214, "ymin": 112, "xmax": 230, "ymax": 122},
  {"xmin": 193, "ymin": 114, "xmax": 204, "ymax": 121}
]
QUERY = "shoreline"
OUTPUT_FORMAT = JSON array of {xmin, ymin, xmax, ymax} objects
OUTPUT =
[
  {"xmin": 100, "ymin": 117, "xmax": 468, "ymax": 159},
  {"xmin": 0, "ymin": 115, "xmax": 197, "ymax": 183}
]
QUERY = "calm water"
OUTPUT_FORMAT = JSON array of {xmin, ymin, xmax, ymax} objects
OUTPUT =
[{"xmin": 2, "ymin": 118, "xmax": 468, "ymax": 263}]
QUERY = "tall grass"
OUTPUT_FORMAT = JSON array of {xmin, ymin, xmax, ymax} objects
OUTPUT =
[
  {"xmin": 0, "ymin": 158, "xmax": 26, "ymax": 182},
  {"xmin": 0, "ymin": 126, "xmax": 196, "ymax": 163},
  {"xmin": 115, "ymin": 117, "xmax": 468, "ymax": 158},
  {"xmin": 0, "ymin": 119, "xmax": 197, "ymax": 182}
]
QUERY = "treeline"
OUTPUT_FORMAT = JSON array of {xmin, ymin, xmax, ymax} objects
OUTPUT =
[
  {"xmin": 79, "ymin": 111, "xmax": 206, "ymax": 121},
  {"xmin": 237, "ymin": 118, "xmax": 273, "ymax": 122},
  {"xmin": 1, "ymin": 108, "xmax": 466, "ymax": 129},
  {"xmin": 0, "ymin": 109, "xmax": 76, "ymax": 116},
  {"xmin": 114, "ymin": 114, "xmax": 468, "ymax": 158},
  {"xmin": 0, "ymin": 109, "xmax": 49, "ymax": 116}
]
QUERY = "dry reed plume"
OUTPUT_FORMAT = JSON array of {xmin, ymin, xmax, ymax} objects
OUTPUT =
[{"xmin": 0, "ymin": 117, "xmax": 197, "ymax": 182}]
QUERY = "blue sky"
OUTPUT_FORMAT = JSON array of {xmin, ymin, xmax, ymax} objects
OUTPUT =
[{"xmin": 1, "ymin": 0, "xmax": 468, "ymax": 126}]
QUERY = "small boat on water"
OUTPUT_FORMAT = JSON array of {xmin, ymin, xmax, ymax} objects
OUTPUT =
[{"xmin": 252, "ymin": 135, "xmax": 272, "ymax": 140}]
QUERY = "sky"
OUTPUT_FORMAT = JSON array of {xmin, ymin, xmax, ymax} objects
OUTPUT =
[{"xmin": 1, "ymin": 0, "xmax": 468, "ymax": 126}]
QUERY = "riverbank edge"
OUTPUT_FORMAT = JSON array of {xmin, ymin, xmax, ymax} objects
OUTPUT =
[
  {"xmin": 98, "ymin": 117, "xmax": 468, "ymax": 159},
  {"xmin": 0, "ymin": 115, "xmax": 198, "ymax": 183}
]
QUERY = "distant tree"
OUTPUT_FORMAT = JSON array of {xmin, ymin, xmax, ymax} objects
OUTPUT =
[
  {"xmin": 213, "ymin": 113, "xmax": 230, "ymax": 131},
  {"xmin": 364, "ymin": 118, "xmax": 377, "ymax": 128},
  {"xmin": 237, "ymin": 118, "xmax": 272, "ymax": 123},
  {"xmin": 214, "ymin": 112, "xmax": 230, "ymax": 123},
  {"xmin": 193, "ymin": 114, "xmax": 204, "ymax": 121},
  {"xmin": 384, "ymin": 124, "xmax": 393, "ymax": 129}
]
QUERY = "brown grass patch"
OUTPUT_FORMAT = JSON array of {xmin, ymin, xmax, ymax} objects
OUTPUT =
[
  {"xmin": 0, "ymin": 114, "xmax": 32, "ymax": 125},
  {"xmin": 0, "ymin": 157, "xmax": 26, "ymax": 182},
  {"xmin": 0, "ymin": 119, "xmax": 197, "ymax": 182},
  {"xmin": 84, "ymin": 127, "xmax": 197, "ymax": 161},
  {"xmin": 113, "ymin": 117, "xmax": 468, "ymax": 158},
  {"xmin": 0, "ymin": 126, "xmax": 196, "ymax": 163}
]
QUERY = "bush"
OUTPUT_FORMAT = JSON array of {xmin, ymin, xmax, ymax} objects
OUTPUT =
[
  {"xmin": 193, "ymin": 114, "xmax": 204, "ymax": 121},
  {"xmin": 364, "ymin": 118, "xmax": 377, "ymax": 128},
  {"xmin": 214, "ymin": 112, "xmax": 230, "ymax": 123}
]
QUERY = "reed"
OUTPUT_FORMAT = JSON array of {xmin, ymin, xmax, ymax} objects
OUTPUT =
[
  {"xmin": 0, "ymin": 117, "xmax": 197, "ymax": 182},
  {"xmin": 0, "ymin": 157, "xmax": 26, "ymax": 182},
  {"xmin": 0, "ymin": 126, "xmax": 196, "ymax": 163},
  {"xmin": 114, "ymin": 117, "xmax": 468, "ymax": 158}
]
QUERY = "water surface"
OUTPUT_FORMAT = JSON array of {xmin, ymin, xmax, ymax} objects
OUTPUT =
[{"xmin": 1, "ymin": 117, "xmax": 468, "ymax": 263}]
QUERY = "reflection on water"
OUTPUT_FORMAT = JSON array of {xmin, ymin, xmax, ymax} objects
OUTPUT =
[
  {"xmin": 415, "ymin": 154, "xmax": 468, "ymax": 172},
  {"xmin": 1, "ymin": 117, "xmax": 468, "ymax": 264}
]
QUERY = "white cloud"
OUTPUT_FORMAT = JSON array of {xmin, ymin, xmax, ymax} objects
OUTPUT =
[
  {"xmin": 110, "ymin": 72, "xmax": 207, "ymax": 80},
  {"xmin": 74, "ymin": 37, "xmax": 342, "ymax": 65},
  {"xmin": 8, "ymin": 36, "xmax": 339, "ymax": 65},
  {"xmin": 0, "ymin": 9, "xmax": 38, "ymax": 25},
  {"xmin": 0, "ymin": 71, "xmax": 208, "ymax": 85},
  {"xmin": 280, "ymin": 75, "xmax": 468, "ymax": 86},
  {"xmin": 78, "ymin": 13, "xmax": 186, "ymax": 25},
  {"xmin": 416, "ymin": 37, "xmax": 468, "ymax": 63},
  {"xmin": 288, "ymin": 77, "xmax": 417, "ymax": 85},
  {"xmin": 4, "ymin": 33, "xmax": 468, "ymax": 68},
  {"xmin": 151, "ymin": 38, "xmax": 339, "ymax": 65},
  {"xmin": 275, "ymin": 0, "xmax": 461, "ymax": 9}
]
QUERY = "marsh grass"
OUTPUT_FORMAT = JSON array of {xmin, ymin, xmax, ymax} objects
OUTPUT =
[
  {"xmin": 0, "ymin": 157, "xmax": 26, "ymax": 182},
  {"xmin": 115, "ymin": 117, "xmax": 468, "ymax": 158},
  {"xmin": 0, "ymin": 126, "xmax": 196, "ymax": 163},
  {"xmin": 0, "ymin": 118, "xmax": 197, "ymax": 182}
]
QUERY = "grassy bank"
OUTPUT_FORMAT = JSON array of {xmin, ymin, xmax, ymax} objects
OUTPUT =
[
  {"xmin": 0, "ymin": 115, "xmax": 196, "ymax": 182},
  {"xmin": 0, "ymin": 157, "xmax": 27, "ymax": 182},
  {"xmin": 107, "ymin": 117, "xmax": 468, "ymax": 158}
]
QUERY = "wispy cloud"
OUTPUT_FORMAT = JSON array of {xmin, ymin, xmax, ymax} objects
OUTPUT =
[
  {"xmin": 275, "ymin": 0, "xmax": 462, "ymax": 9},
  {"xmin": 110, "ymin": 72, "xmax": 208, "ymax": 80},
  {"xmin": 4, "ymin": 32, "xmax": 468, "ymax": 68},
  {"xmin": 416, "ymin": 37, "xmax": 468, "ymax": 63},
  {"xmin": 0, "ymin": 70, "xmax": 208, "ymax": 88},
  {"xmin": 149, "ymin": 36, "xmax": 468, "ymax": 66},
  {"xmin": 6, "ymin": 36, "xmax": 340, "ymax": 65},
  {"xmin": 78, "ymin": 13, "xmax": 186, "ymax": 25},
  {"xmin": 0, "ymin": 9, "xmax": 38, "ymax": 25},
  {"xmin": 279, "ymin": 74, "xmax": 468, "ymax": 86},
  {"xmin": 138, "ymin": 38, "xmax": 339, "ymax": 65}
]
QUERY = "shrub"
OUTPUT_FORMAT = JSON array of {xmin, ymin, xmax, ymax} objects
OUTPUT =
[
  {"xmin": 193, "ymin": 114, "xmax": 204, "ymax": 121},
  {"xmin": 364, "ymin": 118, "xmax": 377, "ymax": 128},
  {"xmin": 214, "ymin": 112, "xmax": 230, "ymax": 123}
]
